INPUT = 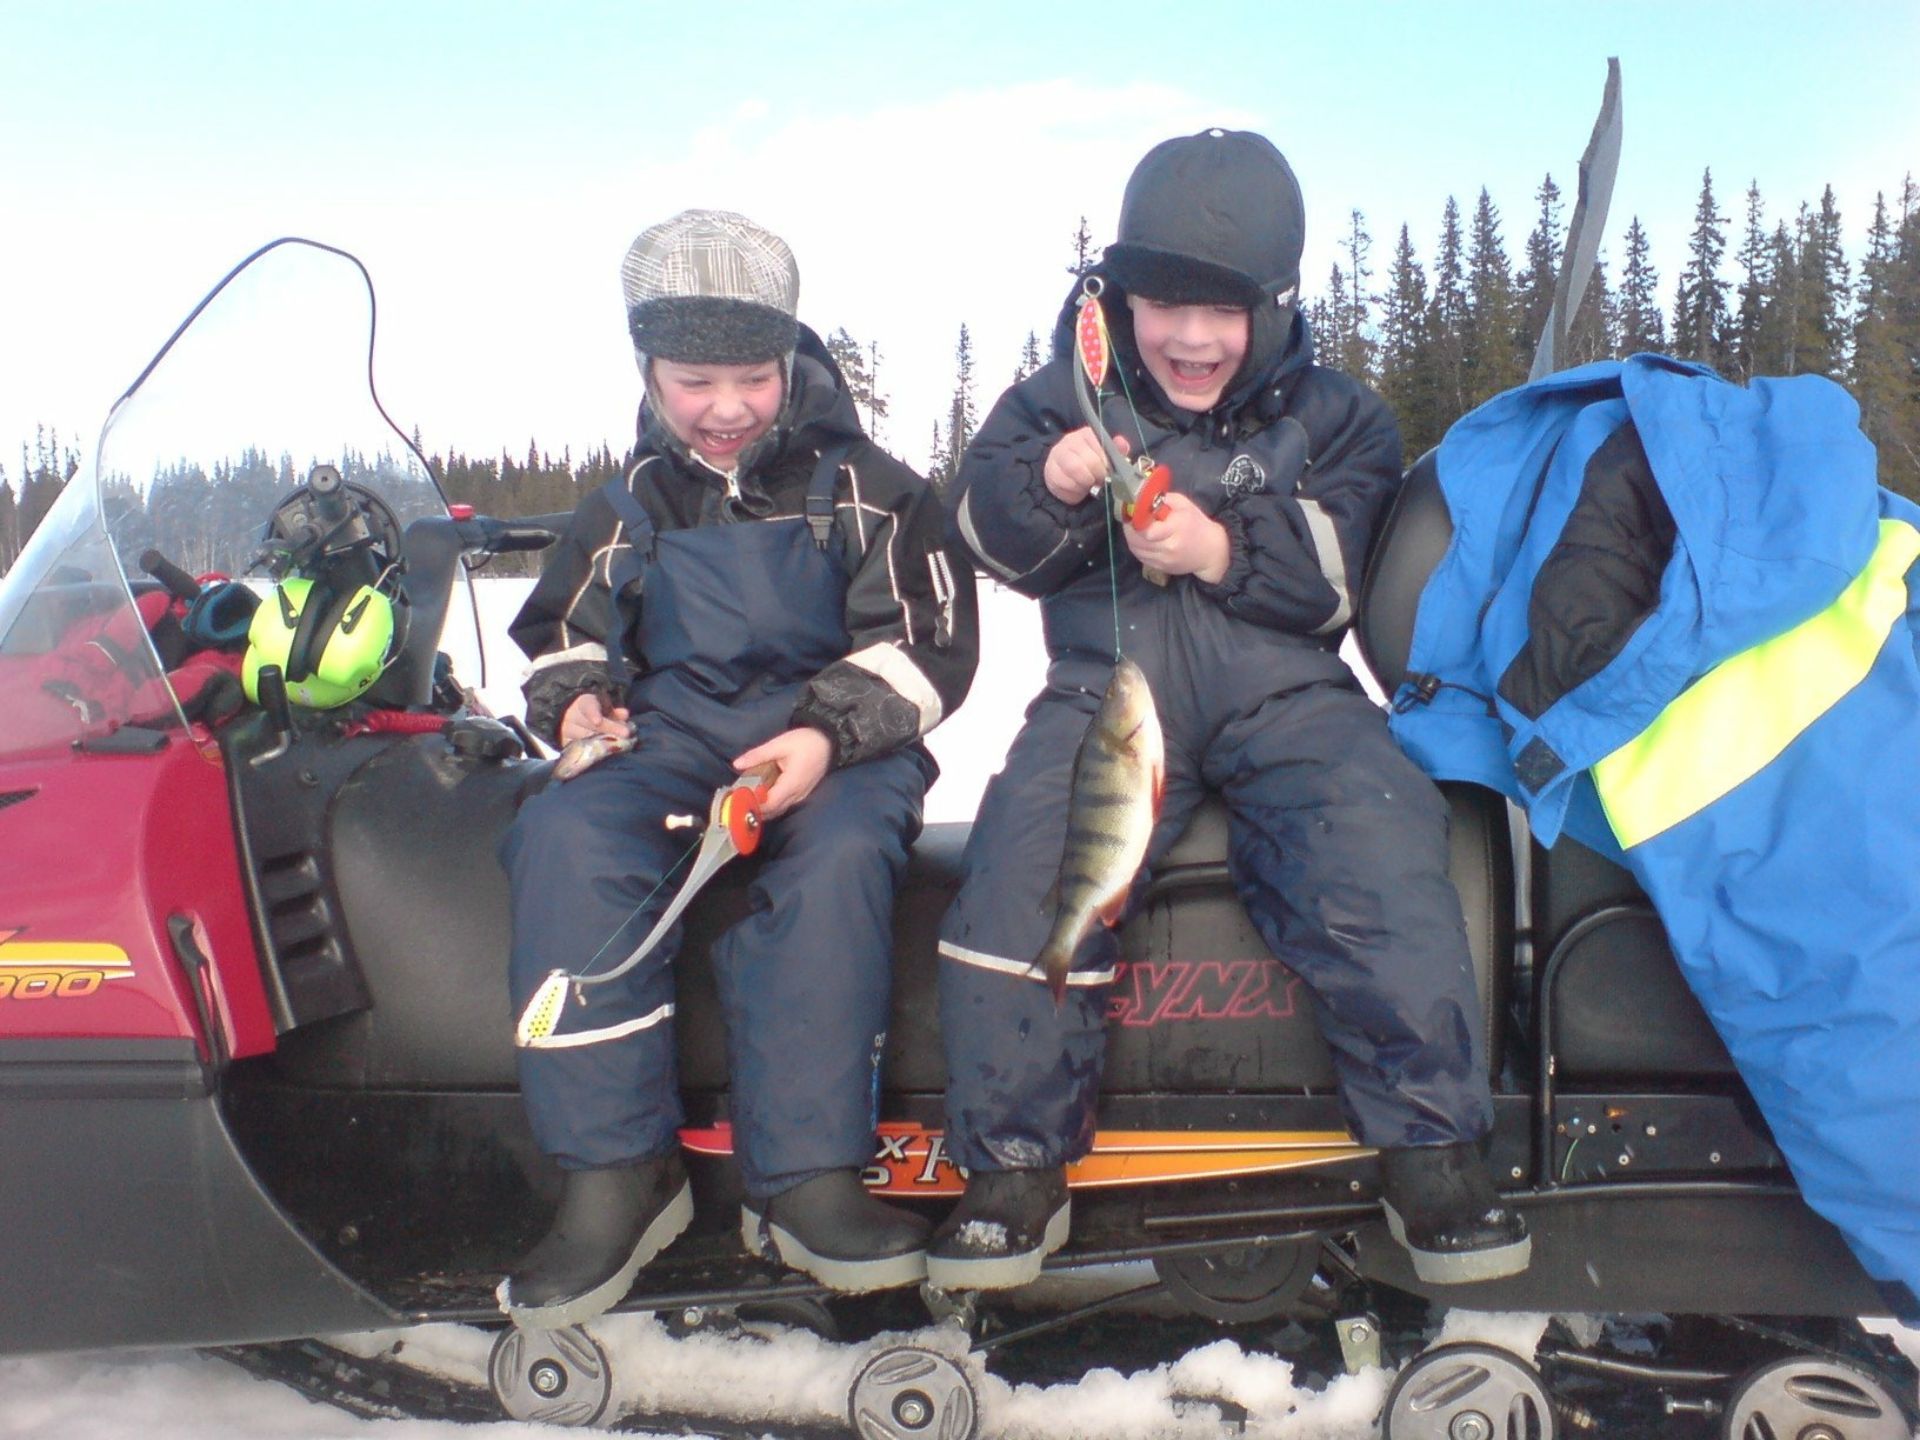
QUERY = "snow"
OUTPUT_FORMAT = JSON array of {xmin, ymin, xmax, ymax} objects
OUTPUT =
[
  {"xmin": 957, "ymin": 1220, "xmax": 1011, "ymax": 1250},
  {"xmin": 0, "ymin": 1313, "xmax": 1397, "ymax": 1440}
]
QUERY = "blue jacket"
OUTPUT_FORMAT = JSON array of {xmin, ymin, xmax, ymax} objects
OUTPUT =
[{"xmin": 1391, "ymin": 355, "xmax": 1920, "ymax": 1303}]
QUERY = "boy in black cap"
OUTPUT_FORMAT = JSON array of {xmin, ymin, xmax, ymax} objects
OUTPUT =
[
  {"xmin": 498, "ymin": 210, "xmax": 977, "ymax": 1326},
  {"xmin": 934, "ymin": 131, "xmax": 1527, "ymax": 1289}
]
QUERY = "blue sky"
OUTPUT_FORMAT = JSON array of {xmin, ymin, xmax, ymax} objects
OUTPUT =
[{"xmin": 3, "ymin": 0, "xmax": 1915, "ymax": 482}]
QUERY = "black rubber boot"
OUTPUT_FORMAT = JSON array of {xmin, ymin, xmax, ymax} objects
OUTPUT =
[
  {"xmin": 741, "ymin": 1170, "xmax": 930, "ymax": 1292},
  {"xmin": 924, "ymin": 1167, "xmax": 1070, "ymax": 1291},
  {"xmin": 1379, "ymin": 1142, "xmax": 1531, "ymax": 1284},
  {"xmin": 497, "ymin": 1151, "xmax": 693, "ymax": 1329}
]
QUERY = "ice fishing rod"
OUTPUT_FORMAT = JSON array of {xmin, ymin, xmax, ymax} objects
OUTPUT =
[
  {"xmin": 513, "ymin": 760, "xmax": 780, "ymax": 1048},
  {"xmin": 1072, "ymin": 276, "xmax": 1172, "ymax": 593}
]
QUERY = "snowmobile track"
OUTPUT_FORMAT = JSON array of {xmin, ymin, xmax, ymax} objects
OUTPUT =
[{"xmin": 211, "ymin": 1336, "xmax": 865, "ymax": 1438}]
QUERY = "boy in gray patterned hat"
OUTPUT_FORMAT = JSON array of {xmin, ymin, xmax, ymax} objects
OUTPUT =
[{"xmin": 497, "ymin": 209, "xmax": 977, "ymax": 1327}]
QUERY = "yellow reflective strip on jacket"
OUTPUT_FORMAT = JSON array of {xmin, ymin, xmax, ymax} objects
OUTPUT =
[{"xmin": 1594, "ymin": 518, "xmax": 1920, "ymax": 849}]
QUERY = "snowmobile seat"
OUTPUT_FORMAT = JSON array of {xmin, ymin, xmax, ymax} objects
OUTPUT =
[
  {"xmin": 1357, "ymin": 449, "xmax": 1736, "ymax": 1087},
  {"xmin": 1532, "ymin": 835, "xmax": 1736, "ymax": 1082},
  {"xmin": 255, "ymin": 720, "xmax": 1509, "ymax": 1107}
]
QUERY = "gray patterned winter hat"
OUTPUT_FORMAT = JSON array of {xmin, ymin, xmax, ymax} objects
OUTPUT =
[{"xmin": 621, "ymin": 209, "xmax": 800, "ymax": 367}]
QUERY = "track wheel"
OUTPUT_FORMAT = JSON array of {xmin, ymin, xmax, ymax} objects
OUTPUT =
[
  {"xmin": 1382, "ymin": 1342, "xmax": 1555, "ymax": 1440},
  {"xmin": 488, "ymin": 1324, "xmax": 612, "ymax": 1427},
  {"xmin": 848, "ymin": 1346, "xmax": 978, "ymax": 1440},
  {"xmin": 1720, "ymin": 1355, "xmax": 1909, "ymax": 1440},
  {"xmin": 1154, "ymin": 1241, "xmax": 1318, "ymax": 1323}
]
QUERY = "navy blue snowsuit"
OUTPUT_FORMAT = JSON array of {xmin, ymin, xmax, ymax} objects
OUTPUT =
[
  {"xmin": 939, "ymin": 283, "xmax": 1490, "ymax": 1171},
  {"xmin": 503, "ymin": 346, "xmax": 976, "ymax": 1198}
]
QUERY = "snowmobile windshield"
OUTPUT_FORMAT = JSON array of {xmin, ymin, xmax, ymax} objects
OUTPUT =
[{"xmin": 0, "ymin": 238, "xmax": 469, "ymax": 761}]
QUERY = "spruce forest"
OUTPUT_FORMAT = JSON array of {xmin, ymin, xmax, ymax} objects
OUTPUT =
[{"xmin": 2, "ymin": 168, "xmax": 1917, "ymax": 580}]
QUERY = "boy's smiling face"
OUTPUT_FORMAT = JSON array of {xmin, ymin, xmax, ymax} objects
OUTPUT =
[
  {"xmin": 1126, "ymin": 296, "xmax": 1250, "ymax": 412},
  {"xmin": 652, "ymin": 357, "xmax": 785, "ymax": 468}
]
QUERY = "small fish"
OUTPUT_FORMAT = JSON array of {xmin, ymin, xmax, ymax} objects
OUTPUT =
[
  {"xmin": 552, "ymin": 724, "xmax": 637, "ymax": 782},
  {"xmin": 1034, "ymin": 657, "xmax": 1165, "ymax": 998}
]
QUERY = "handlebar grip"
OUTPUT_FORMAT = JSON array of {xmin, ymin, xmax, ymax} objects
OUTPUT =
[
  {"xmin": 490, "ymin": 525, "xmax": 557, "ymax": 553},
  {"xmin": 140, "ymin": 549, "xmax": 203, "ymax": 602}
]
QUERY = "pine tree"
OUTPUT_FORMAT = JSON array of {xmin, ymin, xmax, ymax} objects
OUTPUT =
[
  {"xmin": 1566, "ymin": 250, "xmax": 1616, "ymax": 366},
  {"xmin": 1015, "ymin": 329, "xmax": 1044, "ymax": 383},
  {"xmin": 1518, "ymin": 174, "xmax": 1564, "ymax": 356},
  {"xmin": 1730, "ymin": 180, "xmax": 1772, "ymax": 380},
  {"xmin": 1069, "ymin": 216, "xmax": 1096, "ymax": 277},
  {"xmin": 825, "ymin": 327, "xmax": 888, "ymax": 435},
  {"xmin": 18, "ymin": 428, "xmax": 74, "ymax": 549},
  {"xmin": 1854, "ymin": 175, "xmax": 1920, "ymax": 495},
  {"xmin": 1319, "ymin": 261, "xmax": 1354, "ymax": 376},
  {"xmin": 927, "ymin": 420, "xmax": 950, "ymax": 492},
  {"xmin": 0, "ymin": 469, "xmax": 16, "ymax": 575},
  {"xmin": 1616, "ymin": 217, "xmax": 1665, "ymax": 354},
  {"xmin": 946, "ymin": 324, "xmax": 978, "ymax": 472},
  {"xmin": 1798, "ymin": 185, "xmax": 1852, "ymax": 378},
  {"xmin": 1671, "ymin": 168, "xmax": 1730, "ymax": 368},
  {"xmin": 1377, "ymin": 224, "xmax": 1438, "ymax": 459},
  {"xmin": 1851, "ymin": 191, "xmax": 1909, "ymax": 486},
  {"xmin": 1334, "ymin": 209, "xmax": 1375, "ymax": 381},
  {"xmin": 1306, "ymin": 291, "xmax": 1335, "ymax": 349},
  {"xmin": 1427, "ymin": 197, "xmax": 1470, "ymax": 421},
  {"xmin": 1755, "ymin": 216, "xmax": 1804, "ymax": 374},
  {"xmin": 1464, "ymin": 188, "xmax": 1522, "ymax": 405}
]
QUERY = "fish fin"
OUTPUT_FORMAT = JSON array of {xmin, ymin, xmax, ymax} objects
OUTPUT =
[
  {"xmin": 1151, "ymin": 759, "xmax": 1166, "ymax": 816},
  {"xmin": 1037, "ymin": 942, "xmax": 1070, "ymax": 1004},
  {"xmin": 1096, "ymin": 886, "xmax": 1132, "ymax": 929}
]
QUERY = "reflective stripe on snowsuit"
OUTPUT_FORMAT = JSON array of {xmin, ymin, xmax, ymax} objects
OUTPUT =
[
  {"xmin": 939, "ymin": 416, "xmax": 1491, "ymax": 1172},
  {"xmin": 1587, "ymin": 510, "xmax": 1920, "ymax": 1296},
  {"xmin": 503, "ymin": 452, "xmax": 929, "ymax": 1197}
]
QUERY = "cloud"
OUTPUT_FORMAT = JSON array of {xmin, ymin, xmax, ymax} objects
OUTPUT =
[{"xmin": 395, "ymin": 79, "xmax": 1258, "ymax": 469}]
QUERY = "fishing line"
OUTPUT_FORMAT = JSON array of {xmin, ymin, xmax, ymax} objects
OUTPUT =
[
  {"xmin": 567, "ymin": 832, "xmax": 700, "ymax": 983},
  {"xmin": 1102, "ymin": 308, "xmax": 1153, "ymax": 665}
]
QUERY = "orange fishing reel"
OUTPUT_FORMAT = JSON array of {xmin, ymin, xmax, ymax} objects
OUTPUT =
[
  {"xmin": 716, "ymin": 760, "xmax": 778, "ymax": 855},
  {"xmin": 1073, "ymin": 281, "xmax": 1172, "ymax": 577}
]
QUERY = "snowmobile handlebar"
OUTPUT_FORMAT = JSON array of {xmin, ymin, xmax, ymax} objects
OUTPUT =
[
  {"xmin": 140, "ymin": 549, "xmax": 204, "ymax": 603},
  {"xmin": 446, "ymin": 507, "xmax": 559, "ymax": 558}
]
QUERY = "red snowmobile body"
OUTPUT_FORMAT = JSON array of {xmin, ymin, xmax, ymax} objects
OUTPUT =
[{"xmin": 1, "ymin": 239, "xmax": 1912, "ymax": 1438}]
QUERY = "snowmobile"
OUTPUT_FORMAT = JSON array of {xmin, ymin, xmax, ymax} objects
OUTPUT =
[{"xmin": 3, "ymin": 220, "xmax": 1917, "ymax": 1439}]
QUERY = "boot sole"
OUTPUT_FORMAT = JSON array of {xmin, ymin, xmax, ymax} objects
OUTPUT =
[
  {"xmin": 1381, "ymin": 1200, "xmax": 1532, "ymax": 1284},
  {"xmin": 924, "ymin": 1199, "xmax": 1071, "ymax": 1292},
  {"xmin": 498, "ymin": 1178, "xmax": 694, "ymax": 1329},
  {"xmin": 739, "ymin": 1207, "xmax": 928, "ymax": 1293}
]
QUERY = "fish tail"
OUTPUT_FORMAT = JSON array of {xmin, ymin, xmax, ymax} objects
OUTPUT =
[{"xmin": 1033, "ymin": 930, "xmax": 1076, "ymax": 1005}]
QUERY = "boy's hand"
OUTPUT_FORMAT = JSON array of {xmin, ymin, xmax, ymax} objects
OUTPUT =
[
  {"xmin": 1123, "ymin": 492, "xmax": 1231, "ymax": 583},
  {"xmin": 1044, "ymin": 427, "xmax": 1127, "ymax": 505},
  {"xmin": 560, "ymin": 691, "xmax": 632, "ymax": 745},
  {"xmin": 733, "ymin": 727, "xmax": 832, "ymax": 819}
]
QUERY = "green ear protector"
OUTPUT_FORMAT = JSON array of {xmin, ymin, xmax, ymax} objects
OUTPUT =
[{"xmin": 243, "ymin": 572, "xmax": 405, "ymax": 710}]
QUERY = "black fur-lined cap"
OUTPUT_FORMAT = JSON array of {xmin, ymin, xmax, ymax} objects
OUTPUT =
[
  {"xmin": 1102, "ymin": 129, "xmax": 1305, "ymax": 307},
  {"xmin": 621, "ymin": 209, "xmax": 800, "ymax": 365}
]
